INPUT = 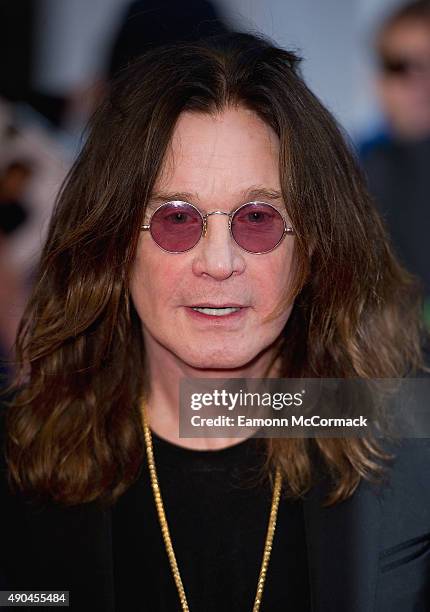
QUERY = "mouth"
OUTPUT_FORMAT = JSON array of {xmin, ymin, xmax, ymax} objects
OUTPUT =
[
  {"xmin": 191, "ymin": 306, "xmax": 242, "ymax": 316},
  {"xmin": 186, "ymin": 304, "xmax": 248, "ymax": 320}
]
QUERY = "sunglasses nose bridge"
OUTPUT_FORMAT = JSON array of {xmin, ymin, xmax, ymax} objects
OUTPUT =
[{"xmin": 202, "ymin": 210, "xmax": 231, "ymax": 237}]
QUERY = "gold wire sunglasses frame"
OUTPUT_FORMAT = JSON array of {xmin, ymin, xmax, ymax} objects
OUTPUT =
[{"xmin": 140, "ymin": 200, "xmax": 295, "ymax": 254}]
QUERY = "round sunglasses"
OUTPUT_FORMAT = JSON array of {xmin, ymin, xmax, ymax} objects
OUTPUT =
[{"xmin": 141, "ymin": 200, "xmax": 295, "ymax": 254}]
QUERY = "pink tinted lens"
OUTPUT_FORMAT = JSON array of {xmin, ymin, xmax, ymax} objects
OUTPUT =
[
  {"xmin": 231, "ymin": 202, "xmax": 286, "ymax": 253},
  {"xmin": 150, "ymin": 202, "xmax": 202, "ymax": 252}
]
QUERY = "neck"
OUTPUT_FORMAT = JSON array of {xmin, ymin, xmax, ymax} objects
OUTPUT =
[{"xmin": 143, "ymin": 337, "xmax": 282, "ymax": 450}]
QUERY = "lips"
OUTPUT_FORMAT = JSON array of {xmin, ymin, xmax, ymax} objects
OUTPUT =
[
  {"xmin": 190, "ymin": 303, "xmax": 245, "ymax": 308},
  {"xmin": 186, "ymin": 305, "xmax": 248, "ymax": 321}
]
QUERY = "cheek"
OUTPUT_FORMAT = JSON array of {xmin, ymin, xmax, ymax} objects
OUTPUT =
[
  {"xmin": 130, "ymin": 241, "xmax": 192, "ymax": 323},
  {"xmin": 129, "ymin": 245, "xmax": 170, "ymax": 313},
  {"xmin": 253, "ymin": 243, "xmax": 295, "ymax": 308}
]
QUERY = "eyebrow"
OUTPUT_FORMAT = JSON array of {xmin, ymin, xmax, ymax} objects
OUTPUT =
[{"xmin": 147, "ymin": 187, "xmax": 284, "ymax": 212}]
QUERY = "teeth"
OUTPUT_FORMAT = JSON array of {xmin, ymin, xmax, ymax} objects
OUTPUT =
[{"xmin": 192, "ymin": 307, "xmax": 241, "ymax": 316}]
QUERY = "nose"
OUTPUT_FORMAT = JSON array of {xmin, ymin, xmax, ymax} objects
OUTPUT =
[{"xmin": 191, "ymin": 212, "xmax": 246, "ymax": 280}]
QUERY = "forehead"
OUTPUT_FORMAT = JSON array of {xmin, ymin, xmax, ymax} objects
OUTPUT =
[
  {"xmin": 381, "ymin": 19, "xmax": 430, "ymax": 54},
  {"xmin": 153, "ymin": 106, "xmax": 281, "ymax": 206}
]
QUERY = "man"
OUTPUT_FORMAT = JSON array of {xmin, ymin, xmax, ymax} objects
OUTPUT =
[
  {"xmin": 362, "ymin": 0, "xmax": 430, "ymax": 326},
  {"xmin": 1, "ymin": 33, "xmax": 429, "ymax": 611}
]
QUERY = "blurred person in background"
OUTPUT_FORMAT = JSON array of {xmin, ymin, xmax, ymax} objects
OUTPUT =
[
  {"xmin": 0, "ymin": 100, "xmax": 68, "ymax": 387},
  {"xmin": 0, "ymin": 1, "xmax": 73, "ymax": 383},
  {"xmin": 0, "ymin": 155, "xmax": 31, "ymax": 382},
  {"xmin": 108, "ymin": 0, "xmax": 230, "ymax": 78},
  {"xmin": 362, "ymin": 0, "xmax": 430, "ymax": 326},
  {"xmin": 51, "ymin": 0, "xmax": 229, "ymax": 139}
]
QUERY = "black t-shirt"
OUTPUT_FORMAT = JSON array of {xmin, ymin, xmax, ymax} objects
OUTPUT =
[{"xmin": 112, "ymin": 433, "xmax": 311, "ymax": 611}]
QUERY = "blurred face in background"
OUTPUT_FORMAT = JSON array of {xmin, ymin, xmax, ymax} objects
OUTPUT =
[
  {"xmin": 130, "ymin": 106, "xmax": 295, "ymax": 372},
  {"xmin": 377, "ymin": 17, "xmax": 430, "ymax": 140}
]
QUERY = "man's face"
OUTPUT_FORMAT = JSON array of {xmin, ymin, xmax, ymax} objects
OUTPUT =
[
  {"xmin": 130, "ymin": 106, "xmax": 295, "ymax": 370},
  {"xmin": 377, "ymin": 19, "xmax": 430, "ymax": 140}
]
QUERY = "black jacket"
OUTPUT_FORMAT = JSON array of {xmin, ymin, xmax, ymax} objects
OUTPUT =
[
  {"xmin": 362, "ymin": 136, "xmax": 430, "ymax": 301},
  {"xmin": 1, "ymin": 407, "xmax": 429, "ymax": 611}
]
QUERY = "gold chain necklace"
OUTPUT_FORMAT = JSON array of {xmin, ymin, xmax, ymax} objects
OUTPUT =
[{"xmin": 141, "ymin": 400, "xmax": 282, "ymax": 612}]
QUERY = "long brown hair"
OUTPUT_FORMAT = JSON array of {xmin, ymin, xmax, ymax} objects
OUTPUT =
[{"xmin": 5, "ymin": 33, "xmax": 426, "ymax": 507}]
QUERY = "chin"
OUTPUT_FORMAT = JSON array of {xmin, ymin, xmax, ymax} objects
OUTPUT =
[{"xmin": 180, "ymin": 347, "xmax": 257, "ymax": 371}]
